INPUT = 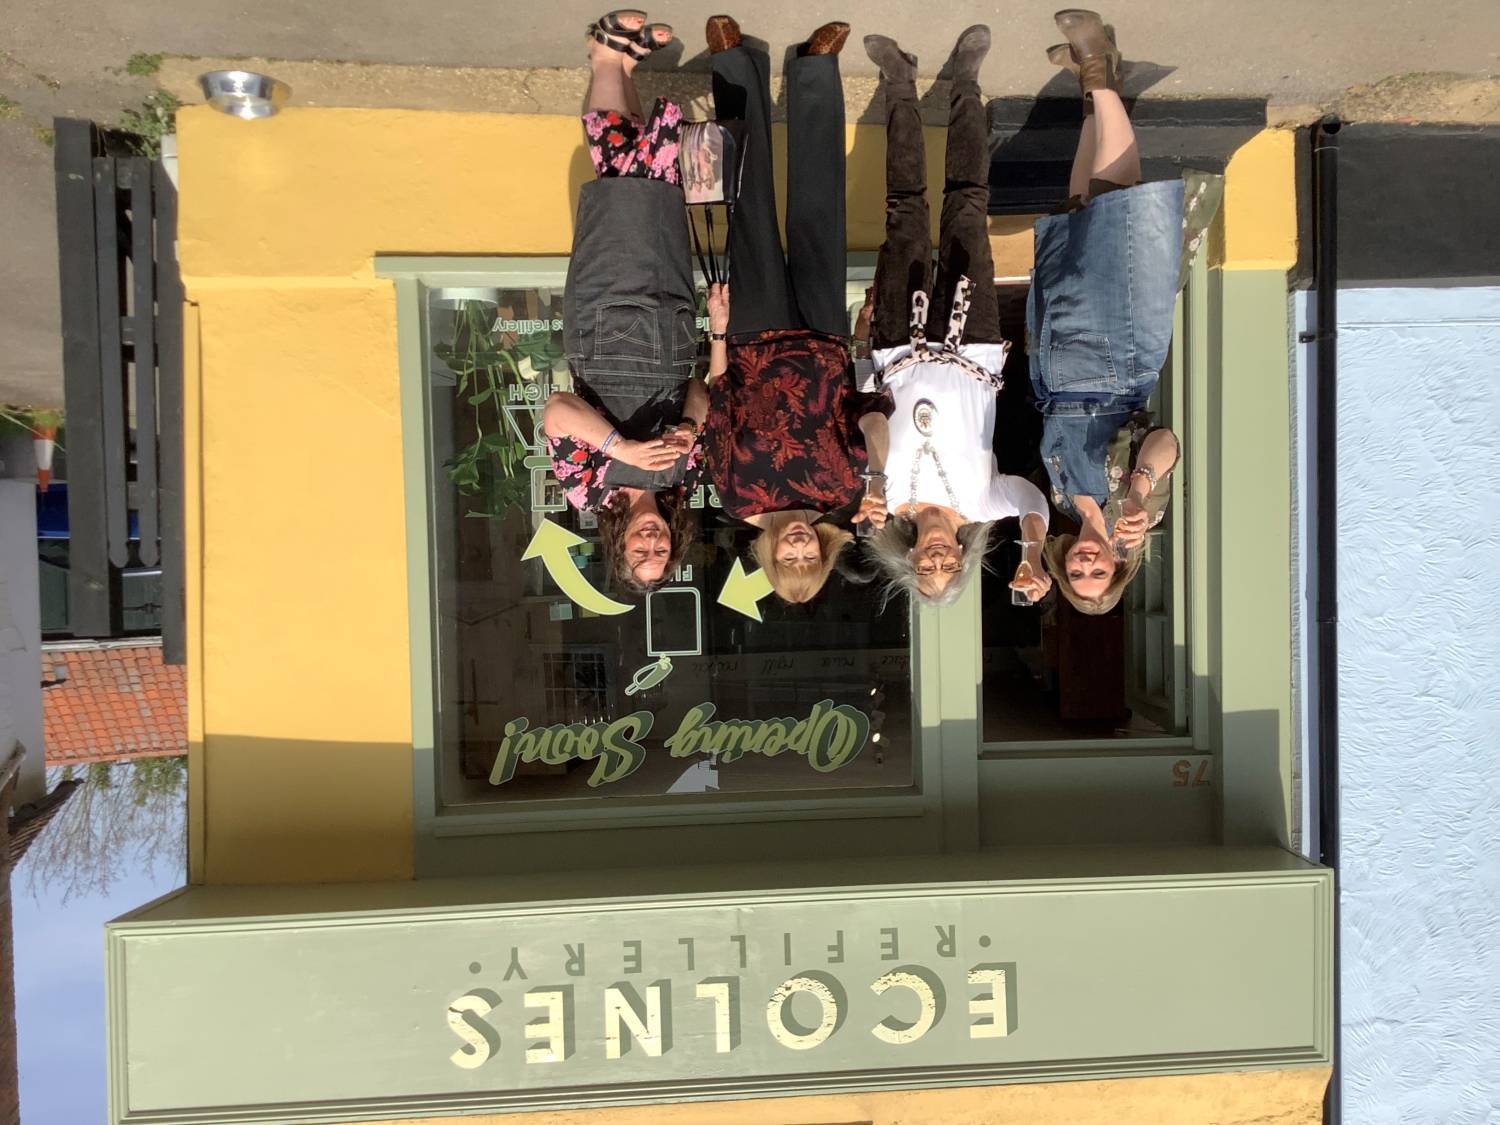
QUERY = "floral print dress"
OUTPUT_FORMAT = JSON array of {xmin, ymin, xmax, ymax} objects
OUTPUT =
[
  {"xmin": 706, "ymin": 330, "xmax": 892, "ymax": 520},
  {"xmin": 582, "ymin": 101, "xmax": 684, "ymax": 183},
  {"xmin": 547, "ymin": 430, "xmax": 704, "ymax": 512}
]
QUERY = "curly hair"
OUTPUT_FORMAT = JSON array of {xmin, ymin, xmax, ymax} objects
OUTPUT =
[
  {"xmin": 865, "ymin": 516, "xmax": 996, "ymax": 609},
  {"xmin": 596, "ymin": 490, "xmax": 698, "ymax": 597}
]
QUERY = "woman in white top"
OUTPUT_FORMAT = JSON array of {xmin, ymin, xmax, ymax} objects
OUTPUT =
[{"xmin": 861, "ymin": 27, "xmax": 1052, "ymax": 607}]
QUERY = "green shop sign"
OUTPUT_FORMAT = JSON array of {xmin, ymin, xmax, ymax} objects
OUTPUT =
[
  {"xmin": 491, "ymin": 700, "xmax": 872, "ymax": 787},
  {"xmin": 105, "ymin": 851, "xmax": 1332, "ymax": 1124}
]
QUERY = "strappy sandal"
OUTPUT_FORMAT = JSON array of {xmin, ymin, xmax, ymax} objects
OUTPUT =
[
  {"xmin": 588, "ymin": 12, "xmax": 674, "ymax": 60},
  {"xmin": 637, "ymin": 23, "xmax": 675, "ymax": 52},
  {"xmin": 589, "ymin": 10, "xmax": 648, "ymax": 56}
]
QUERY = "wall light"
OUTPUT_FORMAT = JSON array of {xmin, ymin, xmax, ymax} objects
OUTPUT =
[{"xmin": 199, "ymin": 70, "xmax": 291, "ymax": 119}]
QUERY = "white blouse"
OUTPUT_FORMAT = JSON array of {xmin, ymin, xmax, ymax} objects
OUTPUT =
[{"xmin": 863, "ymin": 343, "xmax": 1049, "ymax": 527}]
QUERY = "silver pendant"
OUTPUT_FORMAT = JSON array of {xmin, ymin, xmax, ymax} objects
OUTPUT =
[{"xmin": 913, "ymin": 399, "xmax": 937, "ymax": 436}]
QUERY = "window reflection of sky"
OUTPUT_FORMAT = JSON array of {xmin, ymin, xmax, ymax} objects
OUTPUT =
[{"xmin": 13, "ymin": 761, "xmax": 186, "ymax": 1123}]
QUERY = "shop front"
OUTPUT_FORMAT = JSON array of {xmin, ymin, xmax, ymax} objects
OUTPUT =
[{"xmin": 106, "ymin": 106, "xmax": 1328, "ymax": 1123}]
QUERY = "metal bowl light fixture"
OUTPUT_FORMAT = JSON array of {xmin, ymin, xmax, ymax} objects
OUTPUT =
[{"xmin": 198, "ymin": 70, "xmax": 291, "ymax": 119}]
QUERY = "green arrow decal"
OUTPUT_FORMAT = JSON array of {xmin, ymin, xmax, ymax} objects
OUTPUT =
[
  {"xmin": 521, "ymin": 520, "xmax": 632, "ymax": 616},
  {"xmin": 717, "ymin": 558, "xmax": 774, "ymax": 622}
]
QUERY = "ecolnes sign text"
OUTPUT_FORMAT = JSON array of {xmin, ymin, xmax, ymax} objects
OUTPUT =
[{"xmin": 446, "ymin": 923, "xmax": 1015, "ymax": 1073}]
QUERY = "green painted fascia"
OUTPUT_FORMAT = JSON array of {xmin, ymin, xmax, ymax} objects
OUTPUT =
[
  {"xmin": 104, "ymin": 847, "xmax": 1332, "ymax": 1124},
  {"xmin": 1206, "ymin": 267, "xmax": 1297, "ymax": 846}
]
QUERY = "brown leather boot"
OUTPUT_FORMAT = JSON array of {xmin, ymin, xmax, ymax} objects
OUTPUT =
[
  {"xmin": 803, "ymin": 21, "xmax": 851, "ymax": 56},
  {"xmin": 705, "ymin": 14, "xmax": 742, "ymax": 54},
  {"xmin": 1046, "ymin": 42, "xmax": 1091, "ymax": 115},
  {"xmin": 1053, "ymin": 9, "xmax": 1121, "ymax": 103}
]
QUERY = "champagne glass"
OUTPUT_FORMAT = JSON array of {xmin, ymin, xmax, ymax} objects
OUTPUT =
[
  {"xmin": 858, "ymin": 475, "xmax": 886, "ymax": 538},
  {"xmin": 1105, "ymin": 518, "xmax": 1130, "ymax": 562},
  {"xmin": 1010, "ymin": 559, "xmax": 1036, "ymax": 606}
]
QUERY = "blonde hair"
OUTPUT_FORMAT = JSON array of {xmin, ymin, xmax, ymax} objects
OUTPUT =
[
  {"xmin": 1041, "ymin": 533, "xmax": 1144, "ymax": 615},
  {"xmin": 749, "ymin": 514, "xmax": 854, "ymax": 605}
]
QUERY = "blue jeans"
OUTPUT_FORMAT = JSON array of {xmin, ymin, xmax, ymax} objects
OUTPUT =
[
  {"xmin": 1028, "ymin": 178, "xmax": 1184, "ymax": 401},
  {"xmin": 1027, "ymin": 179, "xmax": 1184, "ymax": 503}
]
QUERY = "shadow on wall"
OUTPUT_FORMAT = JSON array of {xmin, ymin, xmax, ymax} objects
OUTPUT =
[{"xmin": 197, "ymin": 735, "xmax": 416, "ymax": 884}]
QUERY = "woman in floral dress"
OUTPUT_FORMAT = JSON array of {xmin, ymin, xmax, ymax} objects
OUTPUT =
[
  {"xmin": 543, "ymin": 10, "xmax": 708, "ymax": 595},
  {"xmin": 699, "ymin": 15, "xmax": 891, "ymax": 605}
]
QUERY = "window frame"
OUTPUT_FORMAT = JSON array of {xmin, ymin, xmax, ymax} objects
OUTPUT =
[{"xmin": 379, "ymin": 256, "xmax": 975, "ymax": 875}]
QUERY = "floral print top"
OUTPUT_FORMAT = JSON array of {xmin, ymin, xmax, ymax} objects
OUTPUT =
[
  {"xmin": 706, "ymin": 329, "xmax": 893, "ymax": 520},
  {"xmin": 582, "ymin": 99, "xmax": 684, "ymax": 183},
  {"xmin": 546, "ymin": 430, "xmax": 704, "ymax": 512}
]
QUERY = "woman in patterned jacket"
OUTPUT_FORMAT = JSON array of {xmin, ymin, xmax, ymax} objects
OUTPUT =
[{"xmin": 699, "ymin": 15, "xmax": 892, "ymax": 605}]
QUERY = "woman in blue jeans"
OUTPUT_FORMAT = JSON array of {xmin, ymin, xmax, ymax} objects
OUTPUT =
[{"xmin": 1031, "ymin": 8, "xmax": 1184, "ymax": 615}]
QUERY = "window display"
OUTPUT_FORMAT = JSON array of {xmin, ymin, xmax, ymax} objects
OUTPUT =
[{"xmin": 424, "ymin": 285, "xmax": 913, "ymax": 809}]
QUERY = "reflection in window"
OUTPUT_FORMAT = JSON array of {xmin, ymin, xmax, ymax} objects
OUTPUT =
[{"xmin": 425, "ymin": 284, "xmax": 914, "ymax": 807}]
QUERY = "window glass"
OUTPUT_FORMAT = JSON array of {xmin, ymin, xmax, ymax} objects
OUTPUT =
[{"xmin": 425, "ymin": 282, "xmax": 913, "ymax": 807}]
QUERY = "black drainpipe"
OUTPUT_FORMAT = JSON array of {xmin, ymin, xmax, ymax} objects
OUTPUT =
[{"xmin": 1310, "ymin": 114, "xmax": 1342, "ymax": 1125}]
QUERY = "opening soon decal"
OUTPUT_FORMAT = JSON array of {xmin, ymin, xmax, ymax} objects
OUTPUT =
[{"xmin": 490, "ymin": 700, "xmax": 872, "ymax": 788}]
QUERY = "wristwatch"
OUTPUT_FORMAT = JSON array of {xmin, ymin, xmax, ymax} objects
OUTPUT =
[{"xmin": 709, "ymin": 331, "xmax": 727, "ymax": 342}]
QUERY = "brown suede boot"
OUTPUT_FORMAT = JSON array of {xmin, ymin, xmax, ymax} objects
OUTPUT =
[
  {"xmin": 1053, "ymin": 10, "xmax": 1121, "ymax": 103},
  {"xmin": 947, "ymin": 24, "xmax": 991, "ymax": 84},
  {"xmin": 705, "ymin": 14, "xmax": 742, "ymax": 54},
  {"xmin": 803, "ymin": 21, "xmax": 850, "ymax": 56},
  {"xmin": 863, "ymin": 34, "xmax": 917, "ymax": 86}
]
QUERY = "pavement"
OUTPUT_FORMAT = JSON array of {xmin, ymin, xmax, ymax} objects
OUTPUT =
[{"xmin": 2, "ymin": 0, "xmax": 1498, "ymax": 404}]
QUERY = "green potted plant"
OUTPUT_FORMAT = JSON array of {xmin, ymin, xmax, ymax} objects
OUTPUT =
[
  {"xmin": 0, "ymin": 405, "xmax": 64, "ymax": 490},
  {"xmin": 434, "ymin": 301, "xmax": 535, "ymax": 520}
]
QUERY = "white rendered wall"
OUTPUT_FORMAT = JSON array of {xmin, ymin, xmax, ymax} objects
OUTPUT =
[{"xmin": 1334, "ymin": 285, "xmax": 1500, "ymax": 1124}]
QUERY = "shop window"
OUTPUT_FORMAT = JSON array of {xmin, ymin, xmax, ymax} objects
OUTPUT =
[{"xmin": 423, "ymin": 280, "xmax": 915, "ymax": 811}]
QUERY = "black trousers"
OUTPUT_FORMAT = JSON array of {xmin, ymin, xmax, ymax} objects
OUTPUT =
[
  {"xmin": 871, "ymin": 78, "xmax": 1001, "ymax": 350},
  {"xmin": 711, "ymin": 47, "xmax": 847, "ymax": 338}
]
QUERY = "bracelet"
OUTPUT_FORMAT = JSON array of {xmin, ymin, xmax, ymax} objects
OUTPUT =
[
  {"xmin": 600, "ymin": 429, "xmax": 620, "ymax": 454},
  {"xmin": 859, "ymin": 470, "xmax": 887, "ymax": 481},
  {"xmin": 709, "ymin": 331, "xmax": 727, "ymax": 342},
  {"xmin": 1130, "ymin": 465, "xmax": 1159, "ymax": 489}
]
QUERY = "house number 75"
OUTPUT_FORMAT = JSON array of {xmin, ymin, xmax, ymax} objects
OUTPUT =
[{"xmin": 1171, "ymin": 759, "xmax": 1210, "ymax": 788}]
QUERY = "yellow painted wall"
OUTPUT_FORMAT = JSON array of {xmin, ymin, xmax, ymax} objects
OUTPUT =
[
  {"xmin": 176, "ymin": 105, "xmax": 938, "ymax": 885},
  {"xmin": 1220, "ymin": 129, "xmax": 1299, "ymax": 271},
  {"xmin": 179, "ymin": 106, "xmax": 1297, "ymax": 884},
  {"xmin": 374, "ymin": 1066, "xmax": 1330, "ymax": 1125}
]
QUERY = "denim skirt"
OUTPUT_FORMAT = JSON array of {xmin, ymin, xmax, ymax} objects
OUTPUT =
[{"xmin": 1027, "ymin": 179, "xmax": 1186, "ymax": 405}]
